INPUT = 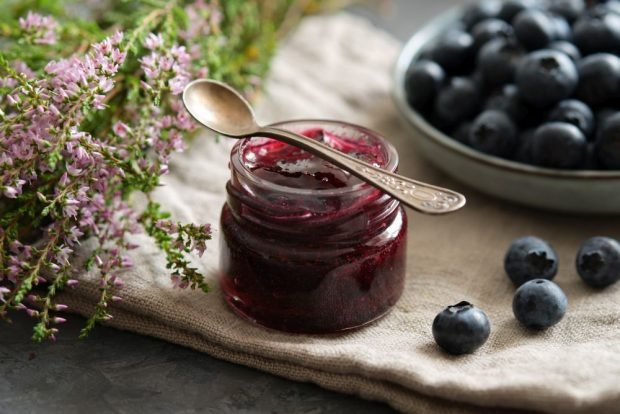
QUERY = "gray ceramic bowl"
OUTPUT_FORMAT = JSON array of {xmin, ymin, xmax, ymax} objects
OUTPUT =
[{"xmin": 393, "ymin": 8, "xmax": 620, "ymax": 214}]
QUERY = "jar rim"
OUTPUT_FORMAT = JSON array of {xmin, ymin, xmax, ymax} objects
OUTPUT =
[{"xmin": 230, "ymin": 119, "xmax": 399, "ymax": 196}]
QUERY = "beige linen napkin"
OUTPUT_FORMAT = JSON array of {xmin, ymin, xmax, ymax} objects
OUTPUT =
[{"xmin": 58, "ymin": 13, "xmax": 620, "ymax": 414}]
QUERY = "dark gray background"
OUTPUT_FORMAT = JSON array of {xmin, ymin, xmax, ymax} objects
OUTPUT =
[{"xmin": 0, "ymin": 1, "xmax": 461, "ymax": 413}]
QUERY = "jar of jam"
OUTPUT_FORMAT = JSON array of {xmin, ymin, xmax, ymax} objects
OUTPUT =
[{"xmin": 219, "ymin": 120, "xmax": 407, "ymax": 333}]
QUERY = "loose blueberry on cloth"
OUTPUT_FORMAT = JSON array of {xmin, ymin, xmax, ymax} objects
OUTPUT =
[
  {"xmin": 52, "ymin": 12, "xmax": 620, "ymax": 414},
  {"xmin": 504, "ymin": 236, "xmax": 558, "ymax": 286},
  {"xmin": 576, "ymin": 237, "xmax": 620, "ymax": 289},
  {"xmin": 513, "ymin": 279, "xmax": 568, "ymax": 329},
  {"xmin": 432, "ymin": 302, "xmax": 490, "ymax": 355}
]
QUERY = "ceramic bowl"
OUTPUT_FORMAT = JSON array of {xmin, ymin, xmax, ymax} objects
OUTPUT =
[{"xmin": 392, "ymin": 8, "xmax": 620, "ymax": 214}]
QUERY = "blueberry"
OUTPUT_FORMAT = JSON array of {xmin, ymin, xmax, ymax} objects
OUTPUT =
[
  {"xmin": 471, "ymin": 18, "xmax": 515, "ymax": 50},
  {"xmin": 434, "ymin": 77, "xmax": 481, "ymax": 128},
  {"xmin": 483, "ymin": 84, "xmax": 529, "ymax": 125},
  {"xmin": 531, "ymin": 122, "xmax": 587, "ymax": 168},
  {"xmin": 573, "ymin": 13, "xmax": 620, "ymax": 55},
  {"xmin": 514, "ymin": 129, "xmax": 537, "ymax": 163},
  {"xmin": 548, "ymin": 41, "xmax": 582, "ymax": 62},
  {"xmin": 548, "ymin": 99, "xmax": 595, "ymax": 139},
  {"xmin": 590, "ymin": 2, "xmax": 620, "ymax": 17},
  {"xmin": 576, "ymin": 53, "xmax": 620, "ymax": 106},
  {"xmin": 428, "ymin": 30, "xmax": 475, "ymax": 74},
  {"xmin": 513, "ymin": 10, "xmax": 557, "ymax": 50},
  {"xmin": 405, "ymin": 60, "xmax": 446, "ymax": 111},
  {"xmin": 462, "ymin": 0, "xmax": 502, "ymax": 30},
  {"xmin": 452, "ymin": 121, "xmax": 472, "ymax": 144},
  {"xmin": 469, "ymin": 70, "xmax": 486, "ymax": 91},
  {"xmin": 549, "ymin": 0, "xmax": 586, "ymax": 23},
  {"xmin": 516, "ymin": 50, "xmax": 578, "ymax": 108},
  {"xmin": 594, "ymin": 107, "xmax": 618, "ymax": 137},
  {"xmin": 596, "ymin": 113, "xmax": 620, "ymax": 169},
  {"xmin": 584, "ymin": 142, "xmax": 601, "ymax": 169},
  {"xmin": 513, "ymin": 279, "xmax": 568, "ymax": 329},
  {"xmin": 552, "ymin": 15, "xmax": 572, "ymax": 42},
  {"xmin": 504, "ymin": 236, "xmax": 558, "ymax": 286},
  {"xmin": 576, "ymin": 236, "xmax": 620, "ymax": 288},
  {"xmin": 478, "ymin": 38, "xmax": 525, "ymax": 88},
  {"xmin": 498, "ymin": 0, "xmax": 538, "ymax": 22},
  {"xmin": 432, "ymin": 301, "xmax": 491, "ymax": 355},
  {"xmin": 469, "ymin": 110, "xmax": 518, "ymax": 157}
]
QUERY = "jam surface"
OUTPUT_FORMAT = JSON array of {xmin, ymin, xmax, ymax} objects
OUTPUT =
[
  {"xmin": 219, "ymin": 123, "xmax": 407, "ymax": 334},
  {"xmin": 242, "ymin": 128, "xmax": 387, "ymax": 190}
]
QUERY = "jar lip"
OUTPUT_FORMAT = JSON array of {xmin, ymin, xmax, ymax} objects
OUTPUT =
[{"xmin": 231, "ymin": 119, "xmax": 399, "ymax": 196}]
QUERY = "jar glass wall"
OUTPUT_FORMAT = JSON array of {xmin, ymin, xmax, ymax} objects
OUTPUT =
[{"xmin": 219, "ymin": 120, "xmax": 407, "ymax": 333}]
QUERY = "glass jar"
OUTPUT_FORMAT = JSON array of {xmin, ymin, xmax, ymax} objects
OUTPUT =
[{"xmin": 219, "ymin": 120, "xmax": 407, "ymax": 333}]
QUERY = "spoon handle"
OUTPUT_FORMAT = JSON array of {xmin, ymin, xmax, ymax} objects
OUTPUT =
[{"xmin": 259, "ymin": 126, "xmax": 466, "ymax": 215}]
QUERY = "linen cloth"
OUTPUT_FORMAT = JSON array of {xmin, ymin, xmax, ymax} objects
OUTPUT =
[{"xmin": 58, "ymin": 13, "xmax": 620, "ymax": 414}]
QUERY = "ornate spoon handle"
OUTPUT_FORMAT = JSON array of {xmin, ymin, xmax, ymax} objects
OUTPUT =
[{"xmin": 260, "ymin": 126, "xmax": 466, "ymax": 215}]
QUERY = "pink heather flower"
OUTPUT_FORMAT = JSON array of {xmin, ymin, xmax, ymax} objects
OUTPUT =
[
  {"xmin": 63, "ymin": 203, "xmax": 78, "ymax": 218},
  {"xmin": 197, "ymin": 67, "xmax": 209, "ymax": 78},
  {"xmin": 66, "ymin": 163, "xmax": 83, "ymax": 176},
  {"xmin": 52, "ymin": 317, "xmax": 67, "ymax": 324},
  {"xmin": 0, "ymin": 287, "xmax": 10, "ymax": 303},
  {"xmin": 9, "ymin": 240, "xmax": 23, "ymax": 254},
  {"xmin": 171, "ymin": 274, "xmax": 189, "ymax": 289},
  {"xmin": 140, "ymin": 38, "xmax": 191, "ymax": 96},
  {"xmin": 59, "ymin": 173, "xmax": 70, "ymax": 187},
  {"xmin": 26, "ymin": 294, "xmax": 39, "ymax": 303},
  {"xmin": 93, "ymin": 38, "xmax": 113, "ymax": 55},
  {"xmin": 66, "ymin": 279, "xmax": 79, "ymax": 287},
  {"xmin": 120, "ymin": 256, "xmax": 133, "ymax": 268},
  {"xmin": 140, "ymin": 80, "xmax": 153, "ymax": 92},
  {"xmin": 13, "ymin": 61, "xmax": 36, "ymax": 79},
  {"xmin": 169, "ymin": 75, "xmax": 190, "ymax": 95},
  {"xmin": 110, "ymin": 31, "xmax": 123, "ymax": 45},
  {"xmin": 92, "ymin": 95, "xmax": 106, "ymax": 110},
  {"xmin": 111, "ymin": 296, "xmax": 122, "ymax": 302},
  {"xmin": 66, "ymin": 226, "xmax": 84, "ymax": 245},
  {"xmin": 54, "ymin": 304, "xmax": 68, "ymax": 311},
  {"xmin": 112, "ymin": 121, "xmax": 131, "ymax": 138},
  {"xmin": 19, "ymin": 12, "xmax": 58, "ymax": 45},
  {"xmin": 55, "ymin": 246, "xmax": 73, "ymax": 265},
  {"xmin": 144, "ymin": 33, "xmax": 164, "ymax": 50},
  {"xmin": 210, "ymin": 8, "xmax": 224, "ymax": 26},
  {"xmin": 3, "ymin": 186, "xmax": 18, "ymax": 198},
  {"xmin": 26, "ymin": 308, "xmax": 39, "ymax": 317},
  {"xmin": 194, "ymin": 242, "xmax": 206, "ymax": 257}
]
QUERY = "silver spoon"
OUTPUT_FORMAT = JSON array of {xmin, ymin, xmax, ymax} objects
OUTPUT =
[{"xmin": 182, "ymin": 79, "xmax": 466, "ymax": 215}]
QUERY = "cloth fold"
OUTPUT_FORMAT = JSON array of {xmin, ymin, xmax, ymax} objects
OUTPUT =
[{"xmin": 59, "ymin": 13, "xmax": 620, "ymax": 414}]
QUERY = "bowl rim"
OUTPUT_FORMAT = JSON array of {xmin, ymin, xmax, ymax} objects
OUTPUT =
[{"xmin": 392, "ymin": 6, "xmax": 620, "ymax": 181}]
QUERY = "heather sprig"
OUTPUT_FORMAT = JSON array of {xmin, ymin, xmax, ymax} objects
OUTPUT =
[{"xmin": 0, "ymin": 0, "xmax": 337, "ymax": 341}]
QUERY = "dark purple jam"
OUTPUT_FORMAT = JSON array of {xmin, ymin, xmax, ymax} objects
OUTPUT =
[
  {"xmin": 219, "ymin": 122, "xmax": 407, "ymax": 334},
  {"xmin": 243, "ymin": 128, "xmax": 386, "ymax": 190}
]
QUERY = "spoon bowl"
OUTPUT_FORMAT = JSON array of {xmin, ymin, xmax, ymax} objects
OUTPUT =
[
  {"xmin": 182, "ymin": 79, "xmax": 467, "ymax": 215},
  {"xmin": 183, "ymin": 79, "xmax": 258, "ymax": 137}
]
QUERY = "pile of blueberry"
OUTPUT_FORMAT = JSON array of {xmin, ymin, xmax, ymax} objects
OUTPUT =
[
  {"xmin": 432, "ymin": 235, "xmax": 620, "ymax": 355},
  {"xmin": 405, "ymin": 0, "xmax": 620, "ymax": 170}
]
